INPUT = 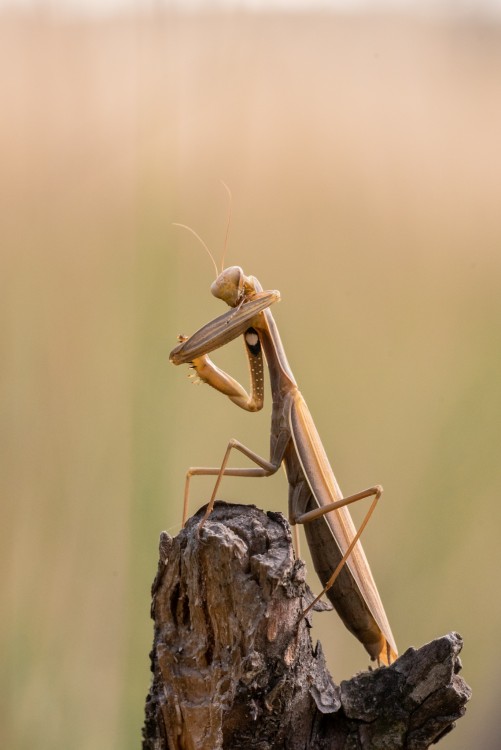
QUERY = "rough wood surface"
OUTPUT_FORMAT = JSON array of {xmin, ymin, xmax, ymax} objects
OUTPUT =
[{"xmin": 143, "ymin": 502, "xmax": 471, "ymax": 750}]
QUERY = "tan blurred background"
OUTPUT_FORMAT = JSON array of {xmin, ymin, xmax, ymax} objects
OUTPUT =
[{"xmin": 2, "ymin": 2, "xmax": 501, "ymax": 748}]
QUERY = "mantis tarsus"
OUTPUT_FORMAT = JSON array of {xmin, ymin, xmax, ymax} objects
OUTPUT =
[{"xmin": 170, "ymin": 265, "xmax": 398, "ymax": 665}]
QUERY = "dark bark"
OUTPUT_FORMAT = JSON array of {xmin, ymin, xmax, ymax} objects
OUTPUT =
[{"xmin": 143, "ymin": 502, "xmax": 471, "ymax": 750}]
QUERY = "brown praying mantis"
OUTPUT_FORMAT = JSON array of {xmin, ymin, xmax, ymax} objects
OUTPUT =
[{"xmin": 169, "ymin": 263, "xmax": 398, "ymax": 665}]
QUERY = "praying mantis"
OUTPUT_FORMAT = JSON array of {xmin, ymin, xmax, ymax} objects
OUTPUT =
[{"xmin": 170, "ymin": 261, "xmax": 398, "ymax": 665}]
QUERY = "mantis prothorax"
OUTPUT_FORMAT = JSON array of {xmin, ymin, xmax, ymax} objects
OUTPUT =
[{"xmin": 170, "ymin": 265, "xmax": 397, "ymax": 665}]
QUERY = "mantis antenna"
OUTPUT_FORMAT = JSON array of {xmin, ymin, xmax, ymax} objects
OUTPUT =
[
  {"xmin": 172, "ymin": 223, "xmax": 219, "ymax": 279},
  {"xmin": 219, "ymin": 180, "xmax": 233, "ymax": 272}
]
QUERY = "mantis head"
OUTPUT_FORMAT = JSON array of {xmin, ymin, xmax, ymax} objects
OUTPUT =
[{"xmin": 211, "ymin": 266, "xmax": 257, "ymax": 308}]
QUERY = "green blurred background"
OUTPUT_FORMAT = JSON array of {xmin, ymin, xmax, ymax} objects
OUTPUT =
[{"xmin": 2, "ymin": 4, "xmax": 501, "ymax": 748}]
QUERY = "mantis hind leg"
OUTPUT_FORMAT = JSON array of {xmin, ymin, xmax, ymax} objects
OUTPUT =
[{"xmin": 293, "ymin": 485, "xmax": 383, "ymax": 616}]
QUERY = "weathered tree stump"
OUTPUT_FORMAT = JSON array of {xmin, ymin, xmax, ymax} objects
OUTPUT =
[{"xmin": 143, "ymin": 502, "xmax": 471, "ymax": 750}]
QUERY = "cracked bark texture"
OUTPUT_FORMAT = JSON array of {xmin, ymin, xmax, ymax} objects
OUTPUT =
[{"xmin": 142, "ymin": 502, "xmax": 471, "ymax": 750}]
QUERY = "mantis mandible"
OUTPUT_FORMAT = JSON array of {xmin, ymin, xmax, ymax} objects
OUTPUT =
[{"xmin": 170, "ymin": 264, "xmax": 398, "ymax": 665}]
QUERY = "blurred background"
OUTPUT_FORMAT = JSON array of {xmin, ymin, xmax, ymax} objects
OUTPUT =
[{"xmin": 2, "ymin": 1, "xmax": 501, "ymax": 748}]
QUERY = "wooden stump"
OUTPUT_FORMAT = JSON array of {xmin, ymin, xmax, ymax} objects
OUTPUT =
[{"xmin": 142, "ymin": 502, "xmax": 471, "ymax": 750}]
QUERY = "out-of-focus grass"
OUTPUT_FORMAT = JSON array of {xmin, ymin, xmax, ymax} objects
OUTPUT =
[{"xmin": 1, "ymin": 9, "xmax": 501, "ymax": 749}]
